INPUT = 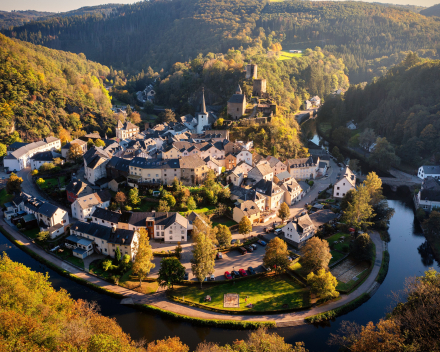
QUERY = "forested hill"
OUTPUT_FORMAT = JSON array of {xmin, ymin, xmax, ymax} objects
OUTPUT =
[
  {"xmin": 318, "ymin": 54, "xmax": 440, "ymax": 167},
  {"xmin": 0, "ymin": 10, "xmax": 54, "ymax": 30},
  {"xmin": 2, "ymin": 0, "xmax": 440, "ymax": 84},
  {"xmin": 420, "ymin": 4, "xmax": 440, "ymax": 17},
  {"xmin": 0, "ymin": 34, "xmax": 115, "ymax": 143}
]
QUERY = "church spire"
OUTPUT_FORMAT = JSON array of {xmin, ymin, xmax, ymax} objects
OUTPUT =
[
  {"xmin": 236, "ymin": 84, "xmax": 242, "ymax": 94},
  {"xmin": 201, "ymin": 87, "xmax": 207, "ymax": 114}
]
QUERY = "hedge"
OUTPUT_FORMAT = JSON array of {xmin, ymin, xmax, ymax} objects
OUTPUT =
[
  {"xmin": 0, "ymin": 225, "xmax": 125, "ymax": 299},
  {"xmin": 376, "ymin": 250, "xmax": 390, "ymax": 284},
  {"xmin": 305, "ymin": 293, "xmax": 371, "ymax": 323},
  {"xmin": 135, "ymin": 304, "xmax": 276, "ymax": 329}
]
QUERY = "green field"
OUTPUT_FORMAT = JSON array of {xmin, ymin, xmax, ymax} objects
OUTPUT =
[
  {"xmin": 119, "ymin": 268, "xmax": 159, "ymax": 294},
  {"xmin": 326, "ymin": 232, "xmax": 350, "ymax": 252},
  {"xmin": 21, "ymin": 228, "xmax": 40, "ymax": 239},
  {"xmin": 0, "ymin": 188, "xmax": 13, "ymax": 206},
  {"xmin": 278, "ymin": 50, "xmax": 303, "ymax": 61},
  {"xmin": 39, "ymin": 176, "xmax": 67, "ymax": 190},
  {"xmin": 173, "ymin": 274, "xmax": 309, "ymax": 312}
]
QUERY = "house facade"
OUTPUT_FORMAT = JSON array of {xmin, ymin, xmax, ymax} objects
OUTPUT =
[
  {"xmin": 417, "ymin": 165, "xmax": 440, "ymax": 180},
  {"xmin": 333, "ymin": 166, "xmax": 356, "ymax": 198},
  {"xmin": 266, "ymin": 156, "xmax": 287, "ymax": 175},
  {"xmin": 283, "ymin": 214, "xmax": 315, "ymax": 248},
  {"xmin": 287, "ymin": 157, "xmax": 318, "ymax": 180},
  {"xmin": 83, "ymin": 147, "xmax": 111, "ymax": 185},
  {"xmin": 71, "ymin": 190, "xmax": 112, "ymax": 220},
  {"xmin": 415, "ymin": 176, "xmax": 440, "ymax": 212},
  {"xmin": 116, "ymin": 120, "xmax": 140, "ymax": 140},
  {"xmin": 232, "ymin": 200, "xmax": 261, "ymax": 224},
  {"xmin": 248, "ymin": 164, "xmax": 274, "ymax": 183}
]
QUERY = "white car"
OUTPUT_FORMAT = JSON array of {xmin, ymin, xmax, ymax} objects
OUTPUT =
[{"xmin": 210, "ymin": 274, "xmax": 215, "ymax": 281}]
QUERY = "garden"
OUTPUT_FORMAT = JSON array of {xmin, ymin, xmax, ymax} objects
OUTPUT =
[
  {"xmin": 53, "ymin": 248, "xmax": 85, "ymax": 269},
  {"xmin": 171, "ymin": 274, "xmax": 310, "ymax": 312}
]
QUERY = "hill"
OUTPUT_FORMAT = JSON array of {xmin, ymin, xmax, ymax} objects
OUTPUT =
[
  {"xmin": 2, "ymin": 0, "xmax": 440, "ymax": 84},
  {"xmin": 0, "ymin": 33, "xmax": 115, "ymax": 143},
  {"xmin": 318, "ymin": 53, "xmax": 440, "ymax": 167},
  {"xmin": 420, "ymin": 4, "xmax": 440, "ymax": 17},
  {"xmin": 0, "ymin": 10, "xmax": 54, "ymax": 29}
]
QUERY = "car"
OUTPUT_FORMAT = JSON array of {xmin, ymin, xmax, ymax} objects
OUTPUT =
[
  {"xmin": 245, "ymin": 246, "xmax": 253, "ymax": 253},
  {"xmin": 324, "ymin": 173, "xmax": 329, "ymax": 177},
  {"xmin": 231, "ymin": 239, "xmax": 237, "ymax": 245},
  {"xmin": 262, "ymin": 265, "xmax": 272, "ymax": 272},
  {"xmin": 239, "ymin": 269, "xmax": 248, "ymax": 277},
  {"xmin": 210, "ymin": 274, "xmax": 215, "ymax": 281},
  {"xmin": 304, "ymin": 203, "xmax": 309, "ymax": 207},
  {"xmin": 257, "ymin": 240, "xmax": 267, "ymax": 246},
  {"xmin": 224, "ymin": 271, "xmax": 232, "ymax": 280},
  {"xmin": 238, "ymin": 247, "xmax": 247, "ymax": 255},
  {"xmin": 274, "ymin": 228, "xmax": 283, "ymax": 236},
  {"xmin": 231, "ymin": 270, "xmax": 240, "ymax": 278},
  {"xmin": 184, "ymin": 272, "xmax": 189, "ymax": 280},
  {"xmin": 216, "ymin": 252, "xmax": 223, "ymax": 259},
  {"xmin": 250, "ymin": 243, "xmax": 257, "ymax": 250},
  {"xmin": 248, "ymin": 267, "xmax": 256, "ymax": 275}
]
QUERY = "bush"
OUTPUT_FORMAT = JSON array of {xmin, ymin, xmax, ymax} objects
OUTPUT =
[
  {"xmin": 416, "ymin": 207, "xmax": 427, "ymax": 222},
  {"xmin": 308, "ymin": 180, "xmax": 314, "ymax": 186},
  {"xmin": 16, "ymin": 223, "xmax": 22, "ymax": 229}
]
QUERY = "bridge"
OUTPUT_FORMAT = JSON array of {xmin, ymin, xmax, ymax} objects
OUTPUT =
[{"xmin": 357, "ymin": 168, "xmax": 421, "ymax": 190}]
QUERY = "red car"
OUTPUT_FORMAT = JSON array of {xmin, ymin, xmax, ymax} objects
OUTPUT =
[
  {"xmin": 238, "ymin": 269, "xmax": 248, "ymax": 277},
  {"xmin": 224, "ymin": 271, "xmax": 232, "ymax": 280}
]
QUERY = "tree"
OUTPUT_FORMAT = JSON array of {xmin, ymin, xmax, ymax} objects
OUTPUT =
[
  {"xmin": 6, "ymin": 172, "xmax": 23, "ymax": 194},
  {"xmin": 215, "ymin": 118, "xmax": 224, "ymax": 127},
  {"xmin": 128, "ymin": 188, "xmax": 141, "ymax": 206},
  {"xmin": 159, "ymin": 109, "xmax": 176, "ymax": 124},
  {"xmin": 115, "ymin": 191, "xmax": 126, "ymax": 205},
  {"xmin": 157, "ymin": 257, "xmax": 186, "ymax": 289},
  {"xmin": 94, "ymin": 139, "xmax": 106, "ymax": 148},
  {"xmin": 147, "ymin": 337, "xmax": 189, "ymax": 352},
  {"xmin": 332, "ymin": 126, "xmax": 350, "ymax": 147},
  {"xmin": 192, "ymin": 213, "xmax": 216, "ymax": 243},
  {"xmin": 307, "ymin": 269, "xmax": 339, "ymax": 300},
  {"xmin": 87, "ymin": 138, "xmax": 95, "ymax": 149},
  {"xmin": 115, "ymin": 246, "xmax": 122, "ymax": 262},
  {"xmin": 58, "ymin": 128, "xmax": 71, "ymax": 145},
  {"xmin": 126, "ymin": 105, "xmax": 133, "ymax": 116},
  {"xmin": 348, "ymin": 159, "xmax": 360, "ymax": 173},
  {"xmin": 36, "ymin": 178, "xmax": 45, "ymax": 188},
  {"xmin": 163, "ymin": 194, "xmax": 176, "ymax": 208},
  {"xmin": 368, "ymin": 137, "xmax": 400, "ymax": 171},
  {"xmin": 191, "ymin": 233, "xmax": 216, "ymax": 288},
  {"xmin": 157, "ymin": 199, "xmax": 170, "ymax": 212},
  {"xmin": 132, "ymin": 228, "xmax": 155, "ymax": 285},
  {"xmin": 187, "ymin": 196, "xmax": 197, "ymax": 210},
  {"xmin": 175, "ymin": 242, "xmax": 183, "ymax": 259},
  {"xmin": 278, "ymin": 202, "xmax": 290, "ymax": 223},
  {"xmin": 31, "ymin": 169, "xmax": 38, "ymax": 176},
  {"xmin": 343, "ymin": 185, "xmax": 374, "ymax": 230},
  {"xmin": 39, "ymin": 162, "xmax": 55, "ymax": 172},
  {"xmin": 214, "ymin": 224, "xmax": 232, "ymax": 248},
  {"xmin": 358, "ymin": 128, "xmax": 376, "ymax": 151},
  {"xmin": 263, "ymin": 237, "xmax": 290, "ymax": 274},
  {"xmin": 238, "ymin": 216, "xmax": 252, "ymax": 238},
  {"xmin": 130, "ymin": 111, "xmax": 141, "ymax": 124},
  {"xmin": 68, "ymin": 143, "xmax": 84, "ymax": 161},
  {"xmin": 423, "ymin": 211, "xmax": 440, "ymax": 237},
  {"xmin": 122, "ymin": 254, "xmax": 130, "ymax": 264},
  {"xmin": 362, "ymin": 171, "xmax": 384, "ymax": 206},
  {"xmin": 300, "ymin": 237, "xmax": 332, "ymax": 273},
  {"xmin": 350, "ymin": 233, "xmax": 375, "ymax": 261},
  {"xmin": 36, "ymin": 231, "xmax": 50, "ymax": 242},
  {"xmin": 102, "ymin": 259, "xmax": 112, "ymax": 271},
  {"xmin": 0, "ymin": 142, "xmax": 6, "ymax": 158}
]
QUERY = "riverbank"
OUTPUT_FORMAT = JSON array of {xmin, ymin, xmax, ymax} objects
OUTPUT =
[{"xmin": 0, "ymin": 210, "xmax": 386, "ymax": 328}]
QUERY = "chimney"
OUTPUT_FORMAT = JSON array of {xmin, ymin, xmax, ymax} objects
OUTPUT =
[
  {"xmin": 122, "ymin": 238, "xmax": 125, "ymax": 244},
  {"xmin": 112, "ymin": 225, "xmax": 116, "ymax": 233}
]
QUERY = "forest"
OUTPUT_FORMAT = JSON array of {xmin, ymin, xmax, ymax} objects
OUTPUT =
[
  {"xmin": 318, "ymin": 53, "xmax": 440, "ymax": 168},
  {"xmin": 0, "ymin": 33, "xmax": 116, "ymax": 143},
  {"xmin": 2, "ymin": 0, "xmax": 439, "ymax": 85}
]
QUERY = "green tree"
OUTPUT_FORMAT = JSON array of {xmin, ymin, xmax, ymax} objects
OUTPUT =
[
  {"xmin": 87, "ymin": 138, "xmax": 94, "ymax": 149},
  {"xmin": 343, "ymin": 185, "xmax": 374, "ymax": 230},
  {"xmin": 39, "ymin": 163, "xmax": 55, "ymax": 172},
  {"xmin": 0, "ymin": 142, "xmax": 6, "ymax": 157},
  {"xmin": 102, "ymin": 259, "xmax": 112, "ymax": 271},
  {"xmin": 187, "ymin": 196, "xmax": 197, "ymax": 210},
  {"xmin": 157, "ymin": 199, "xmax": 170, "ymax": 212},
  {"xmin": 159, "ymin": 109, "xmax": 176, "ymax": 124},
  {"xmin": 36, "ymin": 231, "xmax": 50, "ymax": 242},
  {"xmin": 368, "ymin": 137, "xmax": 400, "ymax": 171},
  {"xmin": 300, "ymin": 237, "xmax": 332, "ymax": 273},
  {"xmin": 6, "ymin": 172, "xmax": 23, "ymax": 194},
  {"xmin": 307, "ymin": 269, "xmax": 339, "ymax": 300},
  {"xmin": 350, "ymin": 233, "xmax": 375, "ymax": 261},
  {"xmin": 128, "ymin": 188, "xmax": 141, "ymax": 206},
  {"xmin": 348, "ymin": 159, "xmax": 360, "ymax": 173},
  {"xmin": 132, "ymin": 228, "xmax": 155, "ymax": 284},
  {"xmin": 191, "ymin": 233, "xmax": 216, "ymax": 288},
  {"xmin": 214, "ymin": 224, "xmax": 232, "ymax": 248},
  {"xmin": 174, "ymin": 242, "xmax": 183, "ymax": 259},
  {"xmin": 157, "ymin": 257, "xmax": 186, "ymax": 289},
  {"xmin": 94, "ymin": 139, "xmax": 106, "ymax": 148},
  {"xmin": 115, "ymin": 246, "xmax": 122, "ymax": 263},
  {"xmin": 263, "ymin": 237, "xmax": 290, "ymax": 274},
  {"xmin": 332, "ymin": 126, "xmax": 350, "ymax": 147},
  {"xmin": 277, "ymin": 202, "xmax": 290, "ymax": 223},
  {"xmin": 31, "ymin": 169, "xmax": 38, "ymax": 176},
  {"xmin": 423, "ymin": 211, "xmax": 440, "ymax": 237},
  {"xmin": 238, "ymin": 216, "xmax": 252, "ymax": 239},
  {"xmin": 122, "ymin": 254, "xmax": 130, "ymax": 264},
  {"xmin": 36, "ymin": 178, "xmax": 45, "ymax": 188},
  {"xmin": 362, "ymin": 171, "xmax": 384, "ymax": 206},
  {"xmin": 163, "ymin": 194, "xmax": 176, "ymax": 208},
  {"xmin": 192, "ymin": 213, "xmax": 216, "ymax": 243},
  {"xmin": 68, "ymin": 143, "xmax": 84, "ymax": 161},
  {"xmin": 358, "ymin": 128, "xmax": 376, "ymax": 151}
]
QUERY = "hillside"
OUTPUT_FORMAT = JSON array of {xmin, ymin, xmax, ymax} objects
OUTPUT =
[
  {"xmin": 318, "ymin": 54, "xmax": 440, "ymax": 167},
  {"xmin": 2, "ymin": 0, "xmax": 440, "ymax": 84},
  {"xmin": 0, "ymin": 10, "xmax": 54, "ymax": 29},
  {"xmin": 0, "ymin": 33, "xmax": 115, "ymax": 143},
  {"xmin": 420, "ymin": 4, "xmax": 440, "ymax": 17}
]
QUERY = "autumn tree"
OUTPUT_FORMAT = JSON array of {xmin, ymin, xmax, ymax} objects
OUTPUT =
[
  {"xmin": 36, "ymin": 178, "xmax": 45, "ymax": 188},
  {"xmin": 130, "ymin": 111, "xmax": 142, "ymax": 124},
  {"xmin": 307, "ymin": 269, "xmax": 339, "ymax": 300},
  {"xmin": 214, "ymin": 224, "xmax": 232, "ymax": 248},
  {"xmin": 6, "ymin": 172, "xmax": 23, "ymax": 194},
  {"xmin": 147, "ymin": 337, "xmax": 189, "ymax": 352},
  {"xmin": 159, "ymin": 109, "xmax": 176, "ymax": 124},
  {"xmin": 115, "ymin": 191, "xmax": 127, "ymax": 206},
  {"xmin": 191, "ymin": 233, "xmax": 216, "ymax": 288},
  {"xmin": 157, "ymin": 257, "xmax": 186, "ymax": 289},
  {"xmin": 67, "ymin": 143, "xmax": 83, "ymax": 161},
  {"xmin": 238, "ymin": 216, "xmax": 252, "ymax": 238},
  {"xmin": 128, "ymin": 188, "xmax": 141, "ymax": 206},
  {"xmin": 94, "ymin": 139, "xmax": 106, "ymax": 148},
  {"xmin": 0, "ymin": 143, "xmax": 6, "ymax": 158},
  {"xmin": 278, "ymin": 202, "xmax": 290, "ymax": 223},
  {"xmin": 300, "ymin": 237, "xmax": 332, "ymax": 273},
  {"xmin": 36, "ymin": 231, "xmax": 50, "ymax": 242},
  {"xmin": 362, "ymin": 171, "xmax": 384, "ymax": 206},
  {"xmin": 350, "ymin": 233, "xmax": 375, "ymax": 261},
  {"xmin": 157, "ymin": 199, "xmax": 170, "ymax": 212},
  {"xmin": 58, "ymin": 128, "xmax": 71, "ymax": 145},
  {"xmin": 132, "ymin": 228, "xmax": 155, "ymax": 285},
  {"xmin": 187, "ymin": 196, "xmax": 197, "ymax": 210},
  {"xmin": 87, "ymin": 138, "xmax": 94, "ymax": 148},
  {"xmin": 192, "ymin": 213, "xmax": 216, "ymax": 243},
  {"xmin": 263, "ymin": 237, "xmax": 290, "ymax": 274},
  {"xmin": 163, "ymin": 194, "xmax": 176, "ymax": 208},
  {"xmin": 423, "ymin": 211, "xmax": 440, "ymax": 237},
  {"xmin": 343, "ymin": 185, "xmax": 374, "ymax": 230}
]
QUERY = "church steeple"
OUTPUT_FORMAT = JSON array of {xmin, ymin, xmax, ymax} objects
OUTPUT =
[
  {"xmin": 201, "ymin": 87, "xmax": 207, "ymax": 115},
  {"xmin": 236, "ymin": 84, "xmax": 242, "ymax": 94}
]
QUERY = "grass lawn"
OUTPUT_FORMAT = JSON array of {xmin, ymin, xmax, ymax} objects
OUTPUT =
[
  {"xmin": 290, "ymin": 261, "xmax": 310, "ymax": 280},
  {"xmin": 278, "ymin": 50, "xmax": 303, "ymax": 61},
  {"xmin": 119, "ymin": 269, "xmax": 159, "ymax": 294},
  {"xmin": 326, "ymin": 232, "xmax": 350, "ymax": 252},
  {"xmin": 173, "ymin": 274, "xmax": 309, "ymax": 312},
  {"xmin": 0, "ymin": 188, "xmax": 13, "ymax": 206},
  {"xmin": 39, "ymin": 176, "xmax": 67, "ymax": 190},
  {"xmin": 21, "ymin": 228, "xmax": 40, "ymax": 239},
  {"xmin": 135, "ymin": 200, "xmax": 158, "ymax": 212},
  {"xmin": 179, "ymin": 205, "xmax": 216, "ymax": 216},
  {"xmin": 212, "ymin": 219, "xmax": 237, "ymax": 227},
  {"xmin": 53, "ymin": 248, "xmax": 84, "ymax": 269},
  {"xmin": 330, "ymin": 250, "xmax": 346, "ymax": 265},
  {"xmin": 89, "ymin": 259, "xmax": 112, "ymax": 280}
]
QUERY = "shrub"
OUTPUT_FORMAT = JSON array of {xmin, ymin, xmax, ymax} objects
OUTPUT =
[
  {"xmin": 16, "ymin": 223, "xmax": 22, "ymax": 229},
  {"xmin": 102, "ymin": 259, "xmax": 112, "ymax": 271}
]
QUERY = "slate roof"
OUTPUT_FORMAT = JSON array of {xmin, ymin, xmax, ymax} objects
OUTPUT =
[
  {"xmin": 276, "ymin": 171, "xmax": 291, "ymax": 181},
  {"xmin": 228, "ymin": 94, "xmax": 245, "ymax": 104},
  {"xmin": 66, "ymin": 180, "xmax": 90, "ymax": 196},
  {"xmin": 179, "ymin": 155, "xmax": 206, "ymax": 169},
  {"xmin": 309, "ymin": 209, "xmax": 338, "ymax": 228},
  {"xmin": 420, "ymin": 177, "xmax": 440, "ymax": 201},
  {"xmin": 298, "ymin": 181, "xmax": 310, "ymax": 192},
  {"xmin": 7, "ymin": 142, "xmax": 28, "ymax": 150},
  {"xmin": 421, "ymin": 165, "xmax": 440, "ymax": 175},
  {"xmin": 118, "ymin": 211, "xmax": 188, "ymax": 229},
  {"xmin": 44, "ymin": 137, "xmax": 60, "ymax": 143},
  {"xmin": 24, "ymin": 197, "xmax": 60, "ymax": 217},
  {"xmin": 70, "ymin": 221, "xmax": 137, "ymax": 246},
  {"xmin": 62, "ymin": 139, "xmax": 87, "ymax": 150},
  {"xmin": 319, "ymin": 161, "xmax": 327, "ymax": 168},
  {"xmin": 8, "ymin": 141, "xmax": 48, "ymax": 159},
  {"xmin": 287, "ymin": 156, "xmax": 316, "ymax": 168},
  {"xmin": 91, "ymin": 208, "xmax": 122, "ymax": 223},
  {"xmin": 107, "ymin": 156, "xmax": 131, "ymax": 172},
  {"xmin": 75, "ymin": 190, "xmax": 111, "ymax": 209},
  {"xmin": 30, "ymin": 151, "xmax": 56, "ymax": 162},
  {"xmin": 236, "ymin": 200, "xmax": 260, "ymax": 217},
  {"xmin": 84, "ymin": 147, "xmax": 111, "ymax": 169},
  {"xmin": 253, "ymin": 179, "xmax": 283, "ymax": 197},
  {"xmin": 250, "ymin": 163, "xmax": 273, "ymax": 177}
]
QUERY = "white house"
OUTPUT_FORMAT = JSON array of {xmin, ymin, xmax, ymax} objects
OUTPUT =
[
  {"xmin": 4, "ymin": 137, "xmax": 61, "ymax": 172},
  {"xmin": 83, "ymin": 147, "xmax": 112, "ymax": 185},
  {"xmin": 417, "ymin": 165, "xmax": 440, "ymax": 180},
  {"xmin": 333, "ymin": 166, "xmax": 356, "ymax": 198},
  {"xmin": 248, "ymin": 164, "xmax": 274, "ymax": 183},
  {"xmin": 236, "ymin": 150, "xmax": 252, "ymax": 166},
  {"xmin": 71, "ymin": 190, "xmax": 112, "ymax": 220},
  {"xmin": 204, "ymin": 156, "xmax": 223, "ymax": 176},
  {"xmin": 266, "ymin": 156, "xmax": 287, "ymax": 175},
  {"xmin": 116, "ymin": 120, "xmax": 140, "ymax": 140},
  {"xmin": 283, "ymin": 214, "xmax": 315, "ymax": 248},
  {"xmin": 346, "ymin": 120, "xmax": 357, "ymax": 130},
  {"xmin": 30, "ymin": 151, "xmax": 63, "ymax": 170},
  {"xmin": 415, "ymin": 176, "xmax": 440, "ymax": 212}
]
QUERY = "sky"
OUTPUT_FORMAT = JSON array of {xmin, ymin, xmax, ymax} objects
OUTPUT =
[{"xmin": 0, "ymin": 0, "xmax": 438, "ymax": 13}]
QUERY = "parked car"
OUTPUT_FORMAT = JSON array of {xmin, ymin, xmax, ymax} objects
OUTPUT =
[
  {"xmin": 239, "ymin": 269, "xmax": 248, "ymax": 277},
  {"xmin": 238, "ymin": 247, "xmax": 247, "ymax": 255},
  {"xmin": 216, "ymin": 252, "xmax": 223, "ymax": 259},
  {"xmin": 210, "ymin": 274, "xmax": 215, "ymax": 281},
  {"xmin": 248, "ymin": 267, "xmax": 256, "ymax": 275},
  {"xmin": 274, "ymin": 228, "xmax": 283, "ymax": 236},
  {"xmin": 262, "ymin": 265, "xmax": 272, "ymax": 272},
  {"xmin": 184, "ymin": 272, "xmax": 189, "ymax": 280},
  {"xmin": 224, "ymin": 271, "xmax": 232, "ymax": 280},
  {"xmin": 250, "ymin": 243, "xmax": 257, "ymax": 250},
  {"xmin": 231, "ymin": 239, "xmax": 237, "ymax": 245},
  {"xmin": 324, "ymin": 173, "xmax": 329, "ymax": 177},
  {"xmin": 231, "ymin": 270, "xmax": 240, "ymax": 278},
  {"xmin": 257, "ymin": 240, "xmax": 267, "ymax": 246},
  {"xmin": 245, "ymin": 246, "xmax": 253, "ymax": 253}
]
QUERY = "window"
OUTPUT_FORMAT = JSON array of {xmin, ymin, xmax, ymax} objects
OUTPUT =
[
  {"xmin": 169, "ymin": 236, "xmax": 172, "ymax": 240},
  {"xmin": 182, "ymin": 236, "xmax": 185, "ymax": 240},
  {"xmin": 337, "ymin": 187, "xmax": 340, "ymax": 190},
  {"xmin": 170, "ymin": 231, "xmax": 173, "ymax": 234},
  {"xmin": 337, "ymin": 192, "xmax": 339, "ymax": 196}
]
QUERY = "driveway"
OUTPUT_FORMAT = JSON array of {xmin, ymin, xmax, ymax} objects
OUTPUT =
[{"xmin": 17, "ymin": 167, "xmax": 46, "ymax": 200}]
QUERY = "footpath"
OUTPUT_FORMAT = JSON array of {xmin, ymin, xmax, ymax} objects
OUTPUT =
[{"xmin": 0, "ymin": 211, "xmax": 384, "ymax": 327}]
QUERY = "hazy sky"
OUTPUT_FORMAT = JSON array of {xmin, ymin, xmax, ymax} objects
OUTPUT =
[{"xmin": 0, "ymin": 0, "xmax": 438, "ymax": 13}]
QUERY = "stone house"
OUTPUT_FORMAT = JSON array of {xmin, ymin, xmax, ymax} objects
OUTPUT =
[
  {"xmin": 116, "ymin": 120, "xmax": 140, "ymax": 140},
  {"xmin": 179, "ymin": 155, "xmax": 208, "ymax": 186},
  {"xmin": 83, "ymin": 147, "xmax": 111, "ymax": 185},
  {"xmin": 225, "ymin": 153, "xmax": 237, "ymax": 170},
  {"xmin": 253, "ymin": 179, "xmax": 285, "ymax": 211},
  {"xmin": 286, "ymin": 156, "xmax": 318, "ymax": 180}
]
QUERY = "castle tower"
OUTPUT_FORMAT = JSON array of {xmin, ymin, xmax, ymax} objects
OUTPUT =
[
  {"xmin": 196, "ymin": 88, "xmax": 209, "ymax": 134},
  {"xmin": 245, "ymin": 64, "xmax": 258, "ymax": 79},
  {"xmin": 235, "ymin": 84, "xmax": 242, "ymax": 95}
]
